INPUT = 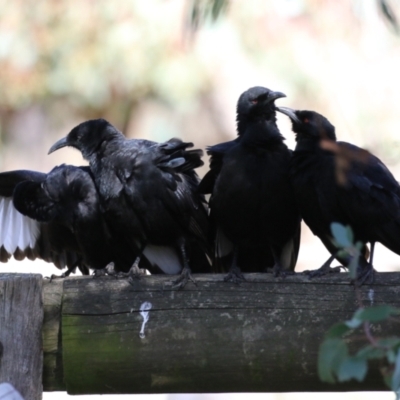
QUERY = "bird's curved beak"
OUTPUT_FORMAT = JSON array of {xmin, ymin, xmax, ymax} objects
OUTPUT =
[
  {"xmin": 48, "ymin": 137, "xmax": 68, "ymax": 155},
  {"xmin": 268, "ymin": 91, "xmax": 286, "ymax": 103},
  {"xmin": 276, "ymin": 107, "xmax": 301, "ymax": 123}
]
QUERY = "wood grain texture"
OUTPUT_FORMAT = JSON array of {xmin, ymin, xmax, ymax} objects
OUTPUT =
[
  {"xmin": 0, "ymin": 274, "xmax": 43, "ymax": 400},
  {"xmin": 52, "ymin": 272, "xmax": 400, "ymax": 394},
  {"xmin": 42, "ymin": 279, "xmax": 64, "ymax": 391}
]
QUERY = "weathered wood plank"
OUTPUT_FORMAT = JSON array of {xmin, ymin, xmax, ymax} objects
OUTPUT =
[
  {"xmin": 0, "ymin": 274, "xmax": 43, "ymax": 400},
  {"xmin": 56, "ymin": 273, "xmax": 400, "ymax": 394},
  {"xmin": 42, "ymin": 279, "xmax": 65, "ymax": 391}
]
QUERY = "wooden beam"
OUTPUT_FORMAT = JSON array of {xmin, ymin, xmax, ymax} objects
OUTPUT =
[
  {"xmin": 0, "ymin": 274, "xmax": 43, "ymax": 400},
  {"xmin": 41, "ymin": 272, "xmax": 399, "ymax": 394}
]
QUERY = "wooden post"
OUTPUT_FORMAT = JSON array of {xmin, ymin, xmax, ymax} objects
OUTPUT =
[
  {"xmin": 39, "ymin": 273, "xmax": 400, "ymax": 395},
  {"xmin": 42, "ymin": 279, "xmax": 65, "ymax": 392},
  {"xmin": 0, "ymin": 274, "xmax": 43, "ymax": 400}
]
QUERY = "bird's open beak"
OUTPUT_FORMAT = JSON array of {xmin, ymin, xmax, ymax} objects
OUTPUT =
[
  {"xmin": 48, "ymin": 137, "xmax": 68, "ymax": 155},
  {"xmin": 276, "ymin": 107, "xmax": 301, "ymax": 123},
  {"xmin": 268, "ymin": 91, "xmax": 286, "ymax": 103}
]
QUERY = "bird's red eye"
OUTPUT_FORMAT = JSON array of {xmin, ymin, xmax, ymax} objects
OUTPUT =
[
  {"xmin": 304, "ymin": 118, "xmax": 309, "ymax": 123},
  {"xmin": 251, "ymin": 99, "xmax": 258, "ymax": 104}
]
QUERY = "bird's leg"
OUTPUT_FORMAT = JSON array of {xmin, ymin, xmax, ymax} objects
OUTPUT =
[
  {"xmin": 48, "ymin": 260, "xmax": 80, "ymax": 281},
  {"xmin": 270, "ymin": 247, "xmax": 295, "ymax": 278},
  {"xmin": 355, "ymin": 265, "xmax": 375, "ymax": 286},
  {"xmin": 172, "ymin": 242, "xmax": 196, "ymax": 290},
  {"xmin": 303, "ymin": 254, "xmax": 346, "ymax": 278},
  {"xmin": 127, "ymin": 256, "xmax": 147, "ymax": 284},
  {"xmin": 369, "ymin": 242, "xmax": 375, "ymax": 266},
  {"xmin": 352, "ymin": 252, "xmax": 375, "ymax": 286},
  {"xmin": 48, "ymin": 270, "xmax": 70, "ymax": 282},
  {"xmin": 223, "ymin": 248, "xmax": 246, "ymax": 284}
]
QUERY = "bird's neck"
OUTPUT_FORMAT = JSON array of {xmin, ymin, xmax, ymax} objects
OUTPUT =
[
  {"xmin": 239, "ymin": 118, "xmax": 284, "ymax": 146},
  {"xmin": 294, "ymin": 138, "xmax": 322, "ymax": 153},
  {"xmin": 84, "ymin": 134, "xmax": 123, "ymax": 164}
]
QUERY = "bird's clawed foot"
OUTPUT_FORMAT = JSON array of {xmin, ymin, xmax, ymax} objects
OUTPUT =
[
  {"xmin": 272, "ymin": 263, "xmax": 295, "ymax": 278},
  {"xmin": 92, "ymin": 262, "xmax": 120, "ymax": 278},
  {"xmin": 303, "ymin": 255, "xmax": 347, "ymax": 279},
  {"xmin": 47, "ymin": 272, "xmax": 69, "ymax": 282},
  {"xmin": 353, "ymin": 265, "xmax": 375, "ymax": 286},
  {"xmin": 47, "ymin": 263, "xmax": 78, "ymax": 281},
  {"xmin": 303, "ymin": 265, "xmax": 345, "ymax": 279},
  {"xmin": 223, "ymin": 266, "xmax": 246, "ymax": 284},
  {"xmin": 127, "ymin": 261, "xmax": 146, "ymax": 285},
  {"xmin": 172, "ymin": 267, "xmax": 197, "ymax": 290},
  {"xmin": 303, "ymin": 254, "xmax": 347, "ymax": 279}
]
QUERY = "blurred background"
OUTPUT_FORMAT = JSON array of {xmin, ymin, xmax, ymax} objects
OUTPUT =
[{"xmin": 0, "ymin": 0, "xmax": 399, "ymax": 398}]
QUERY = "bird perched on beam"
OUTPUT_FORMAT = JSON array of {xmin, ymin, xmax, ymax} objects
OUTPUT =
[
  {"xmin": 48, "ymin": 120, "xmax": 211, "ymax": 287},
  {"xmin": 277, "ymin": 107, "xmax": 400, "ymax": 284},
  {"xmin": 0, "ymin": 165, "xmax": 113, "ymax": 276},
  {"xmin": 199, "ymin": 86, "xmax": 301, "ymax": 282}
]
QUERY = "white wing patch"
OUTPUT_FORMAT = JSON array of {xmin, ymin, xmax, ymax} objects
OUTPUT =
[
  {"xmin": 280, "ymin": 237, "xmax": 295, "ymax": 270},
  {"xmin": 0, "ymin": 197, "xmax": 40, "ymax": 254},
  {"xmin": 143, "ymin": 244, "xmax": 182, "ymax": 274},
  {"xmin": 216, "ymin": 227, "xmax": 234, "ymax": 258}
]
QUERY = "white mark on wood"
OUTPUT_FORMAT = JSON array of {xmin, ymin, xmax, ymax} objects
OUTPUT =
[
  {"xmin": 139, "ymin": 302, "xmax": 152, "ymax": 339},
  {"xmin": 368, "ymin": 289, "xmax": 374, "ymax": 305},
  {"xmin": 220, "ymin": 312, "xmax": 232, "ymax": 319}
]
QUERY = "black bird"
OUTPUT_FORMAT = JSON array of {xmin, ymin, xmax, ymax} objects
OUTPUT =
[
  {"xmin": 199, "ymin": 87, "xmax": 301, "ymax": 281},
  {"xmin": 0, "ymin": 165, "xmax": 113, "ymax": 276},
  {"xmin": 277, "ymin": 107, "xmax": 400, "ymax": 283},
  {"xmin": 48, "ymin": 120, "xmax": 211, "ymax": 287}
]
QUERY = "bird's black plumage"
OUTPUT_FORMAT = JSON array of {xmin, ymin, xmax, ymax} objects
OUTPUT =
[
  {"xmin": 49, "ymin": 119, "xmax": 211, "ymax": 284},
  {"xmin": 199, "ymin": 87, "xmax": 301, "ymax": 280},
  {"xmin": 0, "ymin": 165, "xmax": 113, "ymax": 275},
  {"xmin": 278, "ymin": 107, "xmax": 400, "ymax": 282}
]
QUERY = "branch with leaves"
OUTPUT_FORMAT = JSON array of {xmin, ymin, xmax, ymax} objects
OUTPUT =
[{"xmin": 319, "ymin": 222, "xmax": 400, "ymax": 398}]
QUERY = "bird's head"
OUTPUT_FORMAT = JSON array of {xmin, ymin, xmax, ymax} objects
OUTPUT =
[
  {"xmin": 236, "ymin": 87, "xmax": 286, "ymax": 134},
  {"xmin": 276, "ymin": 108, "xmax": 336, "ymax": 142},
  {"xmin": 48, "ymin": 118, "xmax": 121, "ymax": 160}
]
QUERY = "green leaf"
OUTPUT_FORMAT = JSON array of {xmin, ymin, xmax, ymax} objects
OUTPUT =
[
  {"xmin": 345, "ymin": 225, "xmax": 354, "ymax": 244},
  {"xmin": 355, "ymin": 241, "xmax": 364, "ymax": 251},
  {"xmin": 337, "ymin": 249, "xmax": 348, "ymax": 258},
  {"xmin": 388, "ymin": 349, "xmax": 397, "ymax": 364},
  {"xmin": 348, "ymin": 254, "xmax": 359, "ymax": 279},
  {"xmin": 354, "ymin": 305, "xmax": 400, "ymax": 322},
  {"xmin": 331, "ymin": 222, "xmax": 352, "ymax": 247},
  {"xmin": 356, "ymin": 345, "xmax": 386, "ymax": 360},
  {"xmin": 391, "ymin": 350, "xmax": 400, "ymax": 392},
  {"xmin": 337, "ymin": 357, "xmax": 368, "ymax": 382},
  {"xmin": 378, "ymin": 337, "xmax": 400, "ymax": 349},
  {"xmin": 318, "ymin": 338, "xmax": 349, "ymax": 383},
  {"xmin": 325, "ymin": 322, "xmax": 352, "ymax": 339},
  {"xmin": 345, "ymin": 317, "xmax": 362, "ymax": 329},
  {"xmin": 384, "ymin": 373, "xmax": 393, "ymax": 389}
]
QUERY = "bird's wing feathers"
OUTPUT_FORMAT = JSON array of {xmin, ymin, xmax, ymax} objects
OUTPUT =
[
  {"xmin": 13, "ymin": 181, "xmax": 62, "ymax": 222},
  {"xmin": 0, "ymin": 194, "xmax": 81, "ymax": 270},
  {"xmin": 329, "ymin": 142, "xmax": 400, "ymax": 225},
  {"xmin": 0, "ymin": 169, "xmax": 88, "ymax": 271},
  {"xmin": 199, "ymin": 140, "xmax": 238, "ymax": 194},
  {"xmin": 0, "ymin": 196, "xmax": 40, "ymax": 257},
  {"xmin": 315, "ymin": 142, "xmax": 400, "ymax": 226},
  {"xmin": 0, "ymin": 170, "xmax": 46, "ymax": 197}
]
